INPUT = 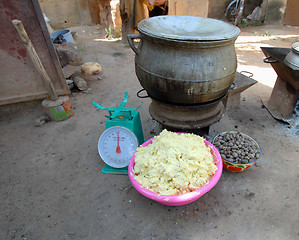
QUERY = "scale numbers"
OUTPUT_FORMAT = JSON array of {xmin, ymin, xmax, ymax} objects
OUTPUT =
[{"xmin": 98, "ymin": 126, "xmax": 138, "ymax": 168}]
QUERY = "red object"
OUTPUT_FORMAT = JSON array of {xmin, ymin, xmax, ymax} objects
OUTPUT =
[{"xmin": 116, "ymin": 131, "xmax": 121, "ymax": 153}]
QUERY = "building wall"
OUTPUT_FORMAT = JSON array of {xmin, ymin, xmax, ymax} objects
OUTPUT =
[
  {"xmin": 266, "ymin": 0, "xmax": 287, "ymax": 23},
  {"xmin": 283, "ymin": 0, "xmax": 299, "ymax": 26},
  {"xmin": 39, "ymin": 0, "xmax": 287, "ymax": 30},
  {"xmin": 39, "ymin": 0, "xmax": 120, "ymax": 30},
  {"xmin": 39, "ymin": 0, "xmax": 228, "ymax": 29},
  {"xmin": 39, "ymin": 0, "xmax": 87, "ymax": 29},
  {"xmin": 208, "ymin": 0, "xmax": 228, "ymax": 19},
  {"xmin": 168, "ymin": 0, "xmax": 209, "ymax": 17}
]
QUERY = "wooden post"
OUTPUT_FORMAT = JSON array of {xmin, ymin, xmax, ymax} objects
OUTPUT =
[{"xmin": 12, "ymin": 19, "xmax": 58, "ymax": 101}]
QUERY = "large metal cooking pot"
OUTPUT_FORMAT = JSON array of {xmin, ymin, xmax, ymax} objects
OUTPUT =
[{"xmin": 127, "ymin": 16, "xmax": 240, "ymax": 104}]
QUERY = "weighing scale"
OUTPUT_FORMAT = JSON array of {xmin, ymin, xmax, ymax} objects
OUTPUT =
[{"xmin": 93, "ymin": 92, "xmax": 144, "ymax": 175}]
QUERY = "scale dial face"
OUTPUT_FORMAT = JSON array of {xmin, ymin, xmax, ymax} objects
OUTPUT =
[{"xmin": 98, "ymin": 126, "xmax": 138, "ymax": 168}]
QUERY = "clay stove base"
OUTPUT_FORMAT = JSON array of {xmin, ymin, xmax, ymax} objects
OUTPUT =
[{"xmin": 149, "ymin": 99, "xmax": 225, "ymax": 133}]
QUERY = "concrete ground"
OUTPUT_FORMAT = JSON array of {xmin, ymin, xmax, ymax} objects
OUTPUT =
[{"xmin": 0, "ymin": 23, "xmax": 298, "ymax": 240}]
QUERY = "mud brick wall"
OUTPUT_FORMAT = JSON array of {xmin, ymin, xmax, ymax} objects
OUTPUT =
[
  {"xmin": 39, "ymin": 0, "xmax": 121, "ymax": 30},
  {"xmin": 208, "ymin": 0, "xmax": 228, "ymax": 19},
  {"xmin": 39, "ymin": 0, "xmax": 92, "ymax": 29},
  {"xmin": 39, "ymin": 0, "xmax": 287, "ymax": 30}
]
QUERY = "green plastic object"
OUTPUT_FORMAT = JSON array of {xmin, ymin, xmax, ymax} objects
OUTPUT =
[
  {"xmin": 93, "ymin": 92, "xmax": 145, "ymax": 175},
  {"xmin": 106, "ymin": 111, "xmax": 144, "ymax": 145},
  {"xmin": 101, "ymin": 165, "xmax": 128, "ymax": 175},
  {"xmin": 42, "ymin": 96, "xmax": 74, "ymax": 122}
]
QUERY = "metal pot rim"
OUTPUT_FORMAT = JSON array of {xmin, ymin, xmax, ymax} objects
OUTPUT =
[
  {"xmin": 137, "ymin": 15, "xmax": 240, "ymax": 41},
  {"xmin": 284, "ymin": 42, "xmax": 299, "ymax": 69},
  {"xmin": 291, "ymin": 42, "xmax": 299, "ymax": 54}
]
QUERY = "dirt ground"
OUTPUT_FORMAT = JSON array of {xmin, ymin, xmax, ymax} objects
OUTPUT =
[{"xmin": 0, "ymin": 22, "xmax": 298, "ymax": 240}]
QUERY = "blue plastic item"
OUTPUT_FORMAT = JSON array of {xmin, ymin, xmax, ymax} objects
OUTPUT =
[{"xmin": 51, "ymin": 29, "xmax": 74, "ymax": 43}]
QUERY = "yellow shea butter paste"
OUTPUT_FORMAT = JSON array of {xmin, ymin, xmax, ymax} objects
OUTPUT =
[{"xmin": 133, "ymin": 130, "xmax": 217, "ymax": 195}]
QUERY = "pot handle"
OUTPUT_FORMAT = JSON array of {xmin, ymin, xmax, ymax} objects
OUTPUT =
[
  {"xmin": 229, "ymin": 82, "xmax": 235, "ymax": 90},
  {"xmin": 127, "ymin": 34, "xmax": 141, "ymax": 56},
  {"xmin": 263, "ymin": 56, "xmax": 278, "ymax": 63},
  {"xmin": 137, "ymin": 89, "xmax": 149, "ymax": 98}
]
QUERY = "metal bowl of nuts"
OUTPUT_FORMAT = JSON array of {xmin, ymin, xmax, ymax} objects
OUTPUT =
[{"xmin": 212, "ymin": 131, "xmax": 261, "ymax": 172}]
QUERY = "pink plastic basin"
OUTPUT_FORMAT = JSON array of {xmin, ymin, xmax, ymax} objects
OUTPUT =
[{"xmin": 128, "ymin": 135, "xmax": 223, "ymax": 206}]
